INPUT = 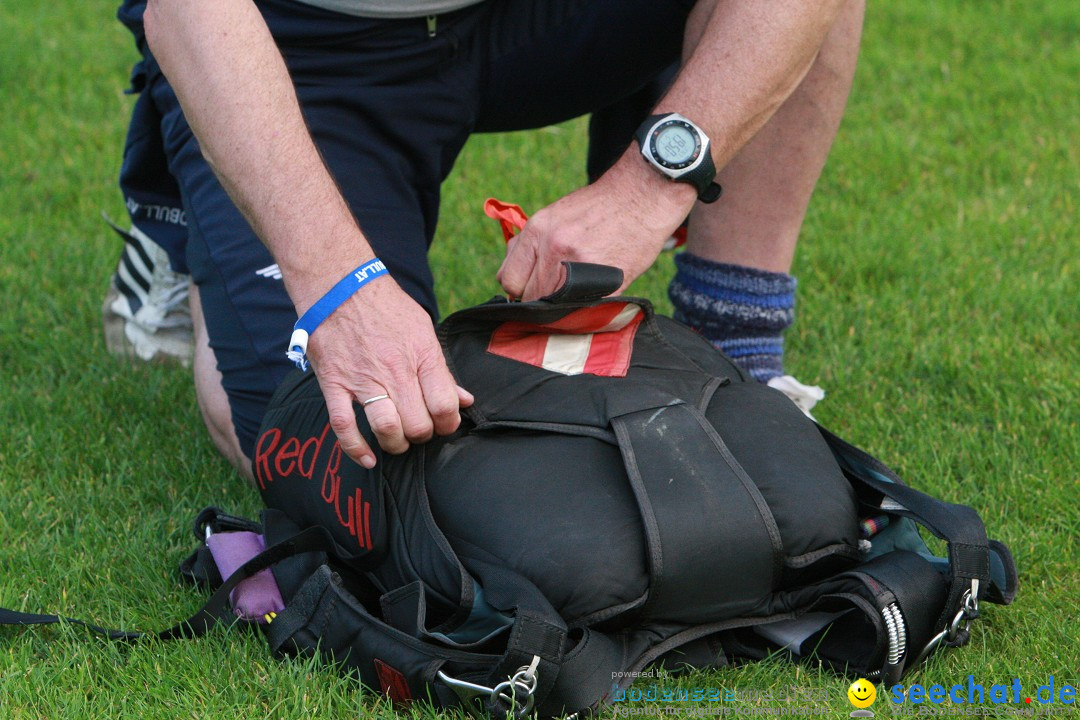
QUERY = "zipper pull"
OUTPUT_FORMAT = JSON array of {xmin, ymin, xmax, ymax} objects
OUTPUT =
[{"xmin": 426, "ymin": 15, "xmax": 437, "ymax": 38}]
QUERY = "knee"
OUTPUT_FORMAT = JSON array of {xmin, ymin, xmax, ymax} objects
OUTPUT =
[
  {"xmin": 195, "ymin": 373, "xmax": 255, "ymax": 484},
  {"xmin": 199, "ymin": 392, "xmax": 253, "ymax": 478},
  {"xmin": 191, "ymin": 283, "xmax": 255, "ymax": 483}
]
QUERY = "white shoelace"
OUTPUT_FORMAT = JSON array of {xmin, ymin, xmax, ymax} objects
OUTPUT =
[{"xmin": 767, "ymin": 374, "xmax": 826, "ymax": 419}]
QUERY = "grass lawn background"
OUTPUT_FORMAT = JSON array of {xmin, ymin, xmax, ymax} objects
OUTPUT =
[{"xmin": 0, "ymin": 0, "xmax": 1076, "ymax": 717}]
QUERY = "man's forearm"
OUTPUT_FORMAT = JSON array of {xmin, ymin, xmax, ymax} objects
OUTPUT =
[
  {"xmin": 144, "ymin": 0, "xmax": 371, "ymax": 313},
  {"xmin": 604, "ymin": 0, "xmax": 849, "ymax": 204},
  {"xmin": 667, "ymin": 0, "xmax": 848, "ymax": 165}
]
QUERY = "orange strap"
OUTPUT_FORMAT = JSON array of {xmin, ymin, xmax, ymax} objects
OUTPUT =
[
  {"xmin": 483, "ymin": 198, "xmax": 530, "ymax": 244},
  {"xmin": 484, "ymin": 196, "xmax": 687, "ymax": 250}
]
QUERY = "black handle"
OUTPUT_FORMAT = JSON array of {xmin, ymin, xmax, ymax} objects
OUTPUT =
[{"xmin": 540, "ymin": 262, "xmax": 623, "ymax": 304}]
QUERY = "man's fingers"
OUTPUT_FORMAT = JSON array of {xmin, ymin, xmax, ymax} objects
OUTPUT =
[
  {"xmin": 387, "ymin": 377, "xmax": 436, "ymax": 446},
  {"xmin": 324, "ymin": 386, "xmax": 377, "ymax": 469},
  {"xmin": 416, "ymin": 357, "xmax": 466, "ymax": 437},
  {"xmin": 497, "ymin": 258, "xmax": 525, "ymax": 299},
  {"xmin": 520, "ymin": 260, "xmax": 568, "ymax": 302},
  {"xmin": 520, "ymin": 268, "xmax": 545, "ymax": 303},
  {"xmin": 362, "ymin": 390, "xmax": 410, "ymax": 456},
  {"xmin": 497, "ymin": 235, "xmax": 533, "ymax": 299},
  {"xmin": 499, "ymin": 218, "xmax": 576, "ymax": 301}
]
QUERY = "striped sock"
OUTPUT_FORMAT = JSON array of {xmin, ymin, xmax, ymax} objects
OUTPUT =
[{"xmin": 667, "ymin": 252, "xmax": 796, "ymax": 383}]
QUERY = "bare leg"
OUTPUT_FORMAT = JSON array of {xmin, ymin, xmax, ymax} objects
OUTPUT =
[
  {"xmin": 686, "ymin": 0, "xmax": 866, "ymax": 271},
  {"xmin": 190, "ymin": 282, "xmax": 254, "ymax": 483},
  {"xmin": 665, "ymin": 0, "xmax": 864, "ymax": 394}
]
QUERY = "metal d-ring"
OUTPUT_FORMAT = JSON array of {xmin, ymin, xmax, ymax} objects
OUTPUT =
[
  {"xmin": 910, "ymin": 581, "xmax": 981, "ymax": 668},
  {"xmin": 438, "ymin": 655, "xmax": 541, "ymax": 720},
  {"xmin": 490, "ymin": 656, "xmax": 540, "ymax": 718},
  {"xmin": 945, "ymin": 586, "xmax": 979, "ymax": 642}
]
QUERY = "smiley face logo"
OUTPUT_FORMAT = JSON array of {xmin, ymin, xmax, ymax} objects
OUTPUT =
[{"xmin": 847, "ymin": 679, "xmax": 877, "ymax": 709}]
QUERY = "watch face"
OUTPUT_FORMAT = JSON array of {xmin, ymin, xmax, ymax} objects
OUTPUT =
[{"xmin": 651, "ymin": 120, "xmax": 701, "ymax": 170}]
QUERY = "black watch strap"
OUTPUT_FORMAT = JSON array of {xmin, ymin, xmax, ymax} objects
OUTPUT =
[
  {"xmin": 684, "ymin": 164, "xmax": 723, "ymax": 203},
  {"xmin": 631, "ymin": 113, "xmax": 661, "ymax": 151}
]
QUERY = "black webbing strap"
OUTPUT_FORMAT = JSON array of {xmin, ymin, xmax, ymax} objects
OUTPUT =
[
  {"xmin": 820, "ymin": 428, "xmax": 991, "ymax": 637},
  {"xmin": 612, "ymin": 403, "xmax": 781, "ymax": 622},
  {"xmin": 537, "ymin": 627, "xmax": 625, "ymax": 717},
  {"xmin": 0, "ymin": 607, "xmax": 144, "ymax": 641},
  {"xmin": 460, "ymin": 555, "xmax": 567, "ymax": 714},
  {"xmin": 0, "ymin": 525, "xmax": 341, "ymax": 642}
]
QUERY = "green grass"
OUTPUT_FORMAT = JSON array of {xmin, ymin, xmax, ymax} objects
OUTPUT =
[{"xmin": 1, "ymin": 0, "xmax": 1077, "ymax": 717}]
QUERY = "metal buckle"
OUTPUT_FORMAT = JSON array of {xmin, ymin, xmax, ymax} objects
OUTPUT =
[
  {"xmin": 438, "ymin": 655, "xmax": 540, "ymax": 719},
  {"xmin": 911, "ymin": 580, "xmax": 980, "ymax": 668},
  {"xmin": 438, "ymin": 672, "xmax": 497, "ymax": 718}
]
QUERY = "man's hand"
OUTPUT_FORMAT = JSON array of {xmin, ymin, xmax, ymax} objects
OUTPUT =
[
  {"xmin": 307, "ymin": 278, "xmax": 473, "ymax": 469},
  {"xmin": 497, "ymin": 152, "xmax": 698, "ymax": 301}
]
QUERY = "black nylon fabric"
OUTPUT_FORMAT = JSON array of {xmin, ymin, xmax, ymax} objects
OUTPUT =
[
  {"xmin": 426, "ymin": 429, "xmax": 648, "ymax": 624},
  {"xmin": 428, "ymin": 295, "xmax": 859, "ymax": 627},
  {"xmin": 253, "ymin": 292, "xmax": 862, "ymax": 649},
  {"xmin": 233, "ymin": 289, "xmax": 1015, "ymax": 717},
  {"xmin": 854, "ymin": 550, "xmax": 949, "ymax": 665},
  {"xmin": 255, "ymin": 370, "xmax": 476, "ymax": 628},
  {"xmin": 254, "ymin": 371, "xmax": 389, "ymax": 565},
  {"xmin": 704, "ymin": 383, "xmax": 860, "ymax": 582}
]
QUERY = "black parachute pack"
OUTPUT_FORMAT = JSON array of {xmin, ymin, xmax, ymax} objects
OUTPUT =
[
  {"xmin": 0, "ymin": 263, "xmax": 1017, "ymax": 719},
  {"xmin": 177, "ymin": 263, "xmax": 1016, "ymax": 718}
]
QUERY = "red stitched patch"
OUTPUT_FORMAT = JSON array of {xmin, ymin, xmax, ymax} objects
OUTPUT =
[{"xmin": 374, "ymin": 658, "xmax": 412, "ymax": 706}]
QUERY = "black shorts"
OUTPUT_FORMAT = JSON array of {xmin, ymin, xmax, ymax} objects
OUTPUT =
[{"xmin": 117, "ymin": 0, "xmax": 694, "ymax": 456}]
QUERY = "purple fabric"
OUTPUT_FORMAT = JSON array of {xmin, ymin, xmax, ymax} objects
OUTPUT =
[{"xmin": 206, "ymin": 531, "xmax": 285, "ymax": 623}]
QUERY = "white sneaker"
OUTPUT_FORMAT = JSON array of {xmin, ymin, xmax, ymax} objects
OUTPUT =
[
  {"xmin": 102, "ymin": 220, "xmax": 194, "ymax": 367},
  {"xmin": 767, "ymin": 374, "xmax": 825, "ymax": 420}
]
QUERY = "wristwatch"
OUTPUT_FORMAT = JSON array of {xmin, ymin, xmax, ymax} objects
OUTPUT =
[{"xmin": 633, "ymin": 113, "xmax": 722, "ymax": 203}]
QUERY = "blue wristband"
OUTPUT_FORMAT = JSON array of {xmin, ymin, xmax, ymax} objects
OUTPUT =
[{"xmin": 286, "ymin": 258, "xmax": 389, "ymax": 371}]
